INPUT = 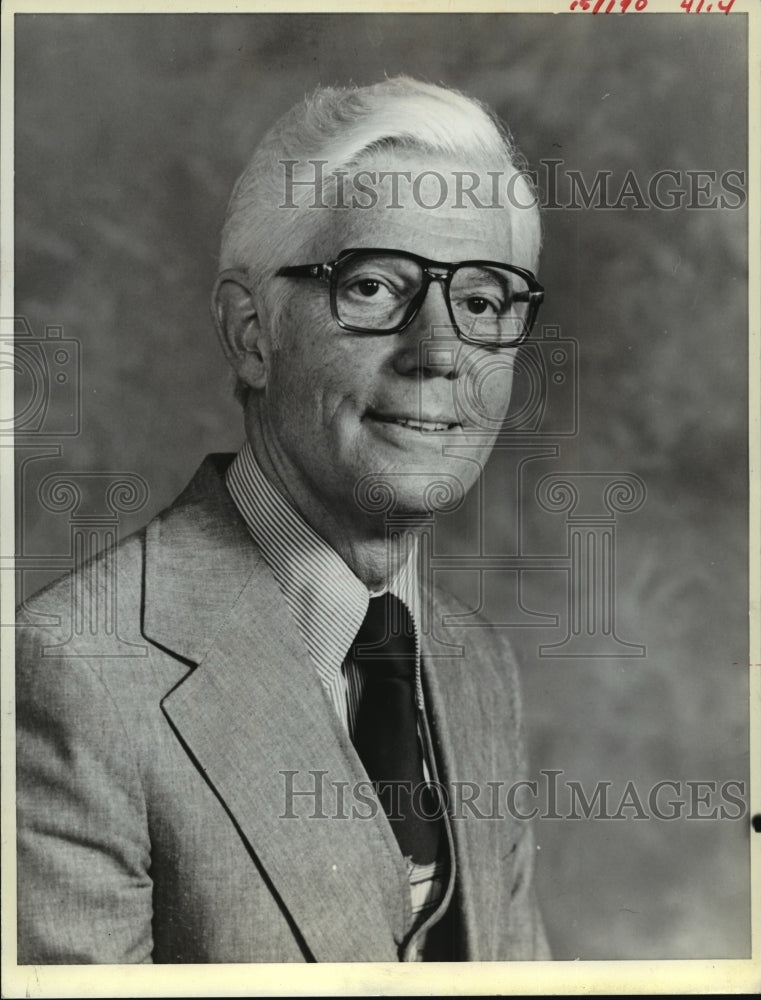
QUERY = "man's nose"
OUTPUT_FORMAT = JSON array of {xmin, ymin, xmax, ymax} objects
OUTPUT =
[{"xmin": 391, "ymin": 279, "xmax": 461, "ymax": 380}]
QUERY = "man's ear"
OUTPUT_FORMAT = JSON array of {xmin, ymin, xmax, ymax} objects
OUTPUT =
[{"xmin": 211, "ymin": 269, "xmax": 271, "ymax": 392}]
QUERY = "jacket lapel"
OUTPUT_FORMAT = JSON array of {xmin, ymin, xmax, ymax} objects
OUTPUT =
[{"xmin": 143, "ymin": 455, "xmax": 408, "ymax": 962}]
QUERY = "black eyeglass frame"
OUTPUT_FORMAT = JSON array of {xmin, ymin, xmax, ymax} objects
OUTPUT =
[{"xmin": 276, "ymin": 247, "xmax": 544, "ymax": 348}]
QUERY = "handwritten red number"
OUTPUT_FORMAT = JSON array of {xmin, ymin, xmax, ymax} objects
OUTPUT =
[
  {"xmin": 570, "ymin": 0, "xmax": 655, "ymax": 10},
  {"xmin": 717, "ymin": 0, "xmax": 736, "ymax": 11}
]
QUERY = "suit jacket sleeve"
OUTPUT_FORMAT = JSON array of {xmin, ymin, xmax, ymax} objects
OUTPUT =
[{"xmin": 16, "ymin": 616, "xmax": 154, "ymax": 964}]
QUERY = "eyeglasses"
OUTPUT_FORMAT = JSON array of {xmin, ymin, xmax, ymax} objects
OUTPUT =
[{"xmin": 276, "ymin": 248, "xmax": 544, "ymax": 348}]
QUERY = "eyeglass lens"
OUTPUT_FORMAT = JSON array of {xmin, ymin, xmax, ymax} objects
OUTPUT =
[{"xmin": 334, "ymin": 253, "xmax": 532, "ymax": 344}]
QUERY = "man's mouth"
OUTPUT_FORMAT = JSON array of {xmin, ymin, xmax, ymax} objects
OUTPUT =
[{"xmin": 369, "ymin": 411, "xmax": 460, "ymax": 433}]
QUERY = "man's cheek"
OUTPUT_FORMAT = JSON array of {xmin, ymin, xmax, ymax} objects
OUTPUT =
[
  {"xmin": 481, "ymin": 361, "xmax": 514, "ymax": 421},
  {"xmin": 459, "ymin": 373, "xmax": 513, "ymax": 431}
]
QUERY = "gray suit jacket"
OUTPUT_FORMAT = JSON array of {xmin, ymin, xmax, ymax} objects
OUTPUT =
[{"xmin": 16, "ymin": 454, "xmax": 550, "ymax": 964}]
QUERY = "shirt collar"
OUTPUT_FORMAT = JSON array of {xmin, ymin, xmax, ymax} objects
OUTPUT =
[{"xmin": 225, "ymin": 440, "xmax": 420, "ymax": 689}]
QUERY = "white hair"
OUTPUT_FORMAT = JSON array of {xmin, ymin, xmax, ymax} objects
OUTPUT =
[{"xmin": 219, "ymin": 76, "xmax": 542, "ymax": 404}]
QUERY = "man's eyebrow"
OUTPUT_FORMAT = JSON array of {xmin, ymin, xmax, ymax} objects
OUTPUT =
[{"xmin": 458, "ymin": 266, "xmax": 512, "ymax": 287}]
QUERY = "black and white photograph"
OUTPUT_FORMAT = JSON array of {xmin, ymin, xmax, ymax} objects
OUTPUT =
[{"xmin": 1, "ymin": 2, "xmax": 758, "ymax": 996}]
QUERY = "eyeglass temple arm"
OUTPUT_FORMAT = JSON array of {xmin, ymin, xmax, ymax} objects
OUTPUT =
[
  {"xmin": 515, "ymin": 289, "xmax": 545, "ymax": 304},
  {"xmin": 276, "ymin": 264, "xmax": 332, "ymax": 280}
]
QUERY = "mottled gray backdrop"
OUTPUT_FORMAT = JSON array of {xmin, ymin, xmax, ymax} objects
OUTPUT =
[{"xmin": 14, "ymin": 12, "xmax": 749, "ymax": 960}]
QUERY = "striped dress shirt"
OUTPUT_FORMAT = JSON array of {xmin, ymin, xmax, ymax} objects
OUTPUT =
[{"xmin": 225, "ymin": 441, "xmax": 448, "ymax": 948}]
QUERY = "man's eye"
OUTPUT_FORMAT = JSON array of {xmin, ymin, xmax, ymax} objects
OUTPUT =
[
  {"xmin": 465, "ymin": 296, "xmax": 492, "ymax": 315},
  {"xmin": 456, "ymin": 293, "xmax": 504, "ymax": 316},
  {"xmin": 355, "ymin": 279, "xmax": 382, "ymax": 298},
  {"xmin": 343, "ymin": 276, "xmax": 399, "ymax": 299}
]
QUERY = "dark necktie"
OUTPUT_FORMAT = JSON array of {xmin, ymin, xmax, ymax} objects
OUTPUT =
[{"xmin": 351, "ymin": 592, "xmax": 442, "ymax": 865}]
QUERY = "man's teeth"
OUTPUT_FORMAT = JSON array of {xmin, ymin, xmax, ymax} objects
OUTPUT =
[{"xmin": 389, "ymin": 417, "xmax": 451, "ymax": 432}]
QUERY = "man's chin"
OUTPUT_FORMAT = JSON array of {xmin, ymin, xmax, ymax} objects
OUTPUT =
[{"xmin": 350, "ymin": 465, "xmax": 472, "ymax": 522}]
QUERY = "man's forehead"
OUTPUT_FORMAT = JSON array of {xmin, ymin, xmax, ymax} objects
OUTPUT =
[
  {"xmin": 297, "ymin": 154, "xmax": 533, "ymax": 266},
  {"xmin": 321, "ymin": 204, "xmax": 512, "ymax": 259}
]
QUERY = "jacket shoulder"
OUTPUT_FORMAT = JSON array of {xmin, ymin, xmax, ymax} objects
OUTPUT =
[
  {"xmin": 16, "ymin": 453, "xmax": 238, "ymax": 645},
  {"xmin": 432, "ymin": 579, "xmax": 522, "ymax": 668},
  {"xmin": 16, "ymin": 527, "xmax": 147, "ymax": 646}
]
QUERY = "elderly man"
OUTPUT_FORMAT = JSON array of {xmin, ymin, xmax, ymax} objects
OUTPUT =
[{"xmin": 16, "ymin": 77, "xmax": 549, "ymax": 963}]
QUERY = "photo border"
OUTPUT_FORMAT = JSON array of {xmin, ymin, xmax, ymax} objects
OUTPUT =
[{"xmin": 1, "ymin": 1, "xmax": 758, "ymax": 995}]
